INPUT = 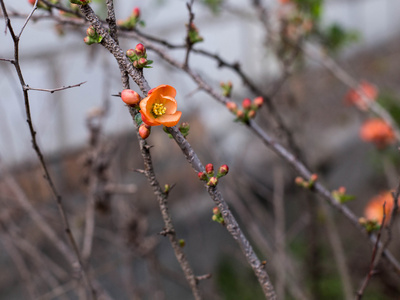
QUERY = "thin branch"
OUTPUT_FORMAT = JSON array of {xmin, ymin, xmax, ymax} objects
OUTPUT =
[
  {"xmin": 273, "ymin": 166, "xmax": 286, "ymax": 300},
  {"xmin": 184, "ymin": 0, "xmax": 195, "ymax": 68},
  {"xmin": 356, "ymin": 204, "xmax": 386, "ymax": 300},
  {"xmin": 0, "ymin": 58, "xmax": 14, "ymax": 63},
  {"xmin": 23, "ymin": 81, "xmax": 87, "ymax": 93},
  {"xmin": 17, "ymin": 0, "xmax": 38, "ymax": 39}
]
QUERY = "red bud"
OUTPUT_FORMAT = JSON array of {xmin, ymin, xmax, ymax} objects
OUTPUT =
[
  {"xmin": 242, "ymin": 98, "xmax": 252, "ymax": 110},
  {"xmin": 205, "ymin": 163, "xmax": 214, "ymax": 175},
  {"xmin": 121, "ymin": 89, "xmax": 141, "ymax": 105},
  {"xmin": 139, "ymin": 124, "xmax": 151, "ymax": 139}
]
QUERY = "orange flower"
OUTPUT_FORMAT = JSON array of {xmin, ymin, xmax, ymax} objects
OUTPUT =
[
  {"xmin": 360, "ymin": 118, "xmax": 395, "ymax": 148},
  {"xmin": 364, "ymin": 191, "xmax": 398, "ymax": 225},
  {"xmin": 139, "ymin": 85, "xmax": 182, "ymax": 127},
  {"xmin": 345, "ymin": 81, "xmax": 378, "ymax": 111}
]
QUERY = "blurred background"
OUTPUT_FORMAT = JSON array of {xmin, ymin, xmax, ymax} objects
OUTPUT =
[{"xmin": 1, "ymin": 0, "xmax": 400, "ymax": 299}]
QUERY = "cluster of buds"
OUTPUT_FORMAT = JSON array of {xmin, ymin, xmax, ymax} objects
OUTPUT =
[
  {"xmin": 226, "ymin": 96, "xmax": 264, "ymax": 123},
  {"xmin": 84, "ymin": 26, "xmax": 103, "ymax": 45},
  {"xmin": 212, "ymin": 207, "xmax": 225, "ymax": 225},
  {"xmin": 28, "ymin": 0, "xmax": 58, "ymax": 10},
  {"xmin": 295, "ymin": 173, "xmax": 318, "ymax": 189},
  {"xmin": 331, "ymin": 186, "xmax": 355, "ymax": 204},
  {"xmin": 126, "ymin": 43, "xmax": 153, "ymax": 69},
  {"xmin": 187, "ymin": 22, "xmax": 203, "ymax": 44},
  {"xmin": 198, "ymin": 163, "xmax": 229, "ymax": 187},
  {"xmin": 358, "ymin": 218, "xmax": 381, "ymax": 233},
  {"xmin": 70, "ymin": 0, "xmax": 91, "ymax": 5},
  {"xmin": 117, "ymin": 7, "xmax": 143, "ymax": 30},
  {"xmin": 220, "ymin": 81, "xmax": 233, "ymax": 97}
]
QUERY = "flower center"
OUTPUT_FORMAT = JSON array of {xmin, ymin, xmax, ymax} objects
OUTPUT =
[{"xmin": 152, "ymin": 103, "xmax": 167, "ymax": 116}]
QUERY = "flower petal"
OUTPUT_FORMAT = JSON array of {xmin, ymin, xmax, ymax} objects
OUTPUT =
[
  {"xmin": 150, "ymin": 85, "xmax": 176, "ymax": 99},
  {"xmin": 157, "ymin": 111, "xmax": 182, "ymax": 127},
  {"xmin": 141, "ymin": 111, "xmax": 160, "ymax": 126},
  {"xmin": 139, "ymin": 96, "xmax": 150, "ymax": 113},
  {"xmin": 160, "ymin": 95, "xmax": 177, "ymax": 114}
]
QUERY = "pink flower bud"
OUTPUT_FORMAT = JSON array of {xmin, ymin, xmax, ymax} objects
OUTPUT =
[
  {"xmin": 198, "ymin": 171, "xmax": 207, "ymax": 181},
  {"xmin": 86, "ymin": 26, "xmax": 96, "ymax": 37},
  {"xmin": 226, "ymin": 101, "xmax": 237, "ymax": 113},
  {"xmin": 295, "ymin": 177, "xmax": 304, "ymax": 185},
  {"xmin": 310, "ymin": 174, "xmax": 318, "ymax": 182},
  {"xmin": 205, "ymin": 163, "xmax": 214, "ymax": 175},
  {"xmin": 253, "ymin": 96, "xmax": 264, "ymax": 108},
  {"xmin": 83, "ymin": 36, "xmax": 92, "ymax": 45},
  {"xmin": 135, "ymin": 43, "xmax": 146, "ymax": 57},
  {"xmin": 338, "ymin": 186, "xmax": 346, "ymax": 194},
  {"xmin": 121, "ymin": 89, "xmax": 141, "ymax": 105},
  {"xmin": 137, "ymin": 57, "xmax": 147, "ymax": 68},
  {"xmin": 132, "ymin": 7, "xmax": 140, "ymax": 18},
  {"xmin": 139, "ymin": 124, "xmax": 151, "ymax": 139},
  {"xmin": 236, "ymin": 109, "xmax": 244, "ymax": 119},
  {"xmin": 126, "ymin": 48, "xmax": 135, "ymax": 58},
  {"xmin": 242, "ymin": 98, "xmax": 252, "ymax": 110},
  {"xmin": 218, "ymin": 164, "xmax": 229, "ymax": 176},
  {"xmin": 213, "ymin": 207, "xmax": 220, "ymax": 215},
  {"xmin": 247, "ymin": 110, "xmax": 256, "ymax": 119},
  {"xmin": 207, "ymin": 177, "xmax": 218, "ymax": 187}
]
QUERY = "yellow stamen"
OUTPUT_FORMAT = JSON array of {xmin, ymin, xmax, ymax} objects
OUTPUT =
[{"xmin": 152, "ymin": 103, "xmax": 167, "ymax": 116}]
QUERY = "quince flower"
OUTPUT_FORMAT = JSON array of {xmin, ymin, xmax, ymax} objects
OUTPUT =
[
  {"xmin": 360, "ymin": 118, "xmax": 395, "ymax": 149},
  {"xmin": 364, "ymin": 191, "xmax": 398, "ymax": 225},
  {"xmin": 345, "ymin": 81, "xmax": 377, "ymax": 111},
  {"xmin": 140, "ymin": 85, "xmax": 182, "ymax": 127}
]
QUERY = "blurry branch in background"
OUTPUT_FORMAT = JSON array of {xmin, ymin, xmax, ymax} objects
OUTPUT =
[
  {"xmin": 273, "ymin": 167, "xmax": 286, "ymax": 300},
  {"xmin": 321, "ymin": 201, "xmax": 353, "ymax": 300},
  {"xmin": 0, "ymin": 1, "xmax": 99, "ymax": 298},
  {"xmin": 302, "ymin": 43, "xmax": 400, "ymax": 142},
  {"xmin": 0, "ymin": 226, "xmax": 37, "ymax": 299}
]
